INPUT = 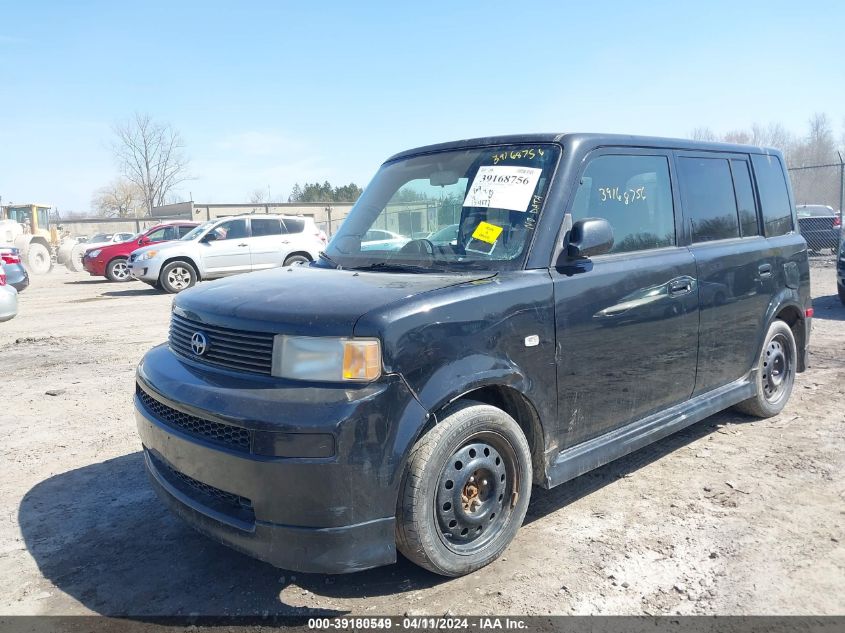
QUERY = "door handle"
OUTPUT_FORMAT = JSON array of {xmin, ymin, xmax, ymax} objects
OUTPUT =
[
  {"xmin": 281, "ymin": 240, "xmax": 290, "ymax": 244},
  {"xmin": 758, "ymin": 263, "xmax": 772, "ymax": 278},
  {"xmin": 238, "ymin": 243, "xmax": 248, "ymax": 247},
  {"xmin": 668, "ymin": 279, "xmax": 693, "ymax": 296}
]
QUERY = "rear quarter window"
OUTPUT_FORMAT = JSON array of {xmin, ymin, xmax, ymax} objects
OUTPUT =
[
  {"xmin": 751, "ymin": 154, "xmax": 794, "ymax": 237},
  {"xmin": 282, "ymin": 219, "xmax": 305, "ymax": 234}
]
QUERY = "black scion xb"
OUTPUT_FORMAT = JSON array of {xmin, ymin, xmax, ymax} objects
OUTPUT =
[{"xmin": 135, "ymin": 134, "xmax": 811, "ymax": 576}]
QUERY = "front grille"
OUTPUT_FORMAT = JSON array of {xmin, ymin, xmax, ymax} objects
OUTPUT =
[
  {"xmin": 137, "ymin": 386, "xmax": 252, "ymax": 452},
  {"xmin": 169, "ymin": 313, "xmax": 274, "ymax": 375},
  {"xmin": 148, "ymin": 452, "xmax": 255, "ymax": 524}
]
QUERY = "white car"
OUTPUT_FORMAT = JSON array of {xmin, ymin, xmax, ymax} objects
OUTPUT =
[
  {"xmin": 128, "ymin": 214, "xmax": 323, "ymax": 293},
  {"xmin": 360, "ymin": 229, "xmax": 410, "ymax": 251},
  {"xmin": 82, "ymin": 232, "xmax": 136, "ymax": 251}
]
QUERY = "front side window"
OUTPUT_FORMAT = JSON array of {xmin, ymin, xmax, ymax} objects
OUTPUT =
[
  {"xmin": 145, "ymin": 227, "xmax": 167, "ymax": 241},
  {"xmin": 678, "ymin": 157, "xmax": 740, "ymax": 242},
  {"xmin": 751, "ymin": 154, "xmax": 793, "ymax": 237},
  {"xmin": 325, "ymin": 144, "xmax": 560, "ymax": 272},
  {"xmin": 570, "ymin": 154, "xmax": 675, "ymax": 253},
  {"xmin": 212, "ymin": 219, "xmax": 249, "ymax": 240},
  {"xmin": 181, "ymin": 221, "xmax": 213, "ymax": 241}
]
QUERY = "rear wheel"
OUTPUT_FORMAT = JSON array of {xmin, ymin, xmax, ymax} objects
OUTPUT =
[
  {"xmin": 106, "ymin": 258, "xmax": 131, "ymax": 282},
  {"xmin": 395, "ymin": 401, "xmax": 532, "ymax": 576},
  {"xmin": 159, "ymin": 261, "xmax": 197, "ymax": 294},
  {"xmin": 734, "ymin": 319, "xmax": 797, "ymax": 418},
  {"xmin": 25, "ymin": 243, "xmax": 52, "ymax": 274},
  {"xmin": 284, "ymin": 254, "xmax": 310, "ymax": 266}
]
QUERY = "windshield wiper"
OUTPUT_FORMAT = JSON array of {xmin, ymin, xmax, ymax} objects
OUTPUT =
[
  {"xmin": 349, "ymin": 261, "xmax": 434, "ymax": 274},
  {"xmin": 318, "ymin": 251, "xmax": 342, "ymax": 269}
]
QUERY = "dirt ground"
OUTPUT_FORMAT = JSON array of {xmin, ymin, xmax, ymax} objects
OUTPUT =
[{"xmin": 1, "ymin": 260, "xmax": 843, "ymax": 617}]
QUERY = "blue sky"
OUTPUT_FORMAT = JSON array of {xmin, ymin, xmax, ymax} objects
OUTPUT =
[{"xmin": 1, "ymin": 0, "xmax": 843, "ymax": 212}]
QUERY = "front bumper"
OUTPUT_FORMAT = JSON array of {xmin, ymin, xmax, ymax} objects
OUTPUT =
[
  {"xmin": 135, "ymin": 344, "xmax": 428, "ymax": 573},
  {"xmin": 130, "ymin": 258, "xmax": 161, "ymax": 282},
  {"xmin": 82, "ymin": 256, "xmax": 105, "ymax": 277}
]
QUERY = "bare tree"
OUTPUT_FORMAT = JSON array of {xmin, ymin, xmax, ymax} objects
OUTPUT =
[
  {"xmin": 92, "ymin": 178, "xmax": 145, "ymax": 218},
  {"xmin": 112, "ymin": 112, "xmax": 190, "ymax": 215},
  {"xmin": 249, "ymin": 188, "xmax": 269, "ymax": 204},
  {"xmin": 690, "ymin": 127, "xmax": 717, "ymax": 141}
]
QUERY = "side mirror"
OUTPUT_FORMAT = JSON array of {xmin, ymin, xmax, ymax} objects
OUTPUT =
[
  {"xmin": 138, "ymin": 237, "xmax": 148, "ymax": 246},
  {"xmin": 201, "ymin": 232, "xmax": 217, "ymax": 243},
  {"xmin": 565, "ymin": 218, "xmax": 614, "ymax": 259}
]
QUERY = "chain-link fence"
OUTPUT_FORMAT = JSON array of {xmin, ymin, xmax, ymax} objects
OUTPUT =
[{"xmin": 787, "ymin": 157, "xmax": 844, "ymax": 254}]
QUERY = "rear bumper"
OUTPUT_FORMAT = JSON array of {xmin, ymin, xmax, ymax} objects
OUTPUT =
[
  {"xmin": 0, "ymin": 285, "xmax": 17, "ymax": 321},
  {"xmin": 4, "ymin": 264, "xmax": 29, "ymax": 292},
  {"xmin": 135, "ymin": 344, "xmax": 428, "ymax": 573}
]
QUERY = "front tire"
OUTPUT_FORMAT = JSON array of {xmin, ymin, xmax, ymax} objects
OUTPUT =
[
  {"xmin": 106, "ymin": 258, "xmax": 131, "ymax": 282},
  {"xmin": 396, "ymin": 401, "xmax": 532, "ymax": 577},
  {"xmin": 26, "ymin": 243, "xmax": 52, "ymax": 274},
  {"xmin": 159, "ymin": 261, "xmax": 197, "ymax": 294},
  {"xmin": 734, "ymin": 319, "xmax": 797, "ymax": 418},
  {"xmin": 284, "ymin": 254, "xmax": 310, "ymax": 266}
]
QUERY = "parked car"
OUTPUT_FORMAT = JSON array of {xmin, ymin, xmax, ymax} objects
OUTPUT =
[
  {"xmin": 359, "ymin": 228, "xmax": 410, "ymax": 251},
  {"xmin": 796, "ymin": 204, "xmax": 840, "ymax": 251},
  {"xmin": 427, "ymin": 223, "xmax": 459, "ymax": 246},
  {"xmin": 83, "ymin": 232, "xmax": 137, "ymax": 250},
  {"xmin": 0, "ymin": 247, "xmax": 29, "ymax": 292},
  {"xmin": 83, "ymin": 221, "xmax": 199, "ymax": 282},
  {"xmin": 129, "ymin": 214, "xmax": 323, "ymax": 293},
  {"xmin": 0, "ymin": 263, "xmax": 18, "ymax": 322},
  {"xmin": 135, "ymin": 134, "xmax": 810, "ymax": 577}
]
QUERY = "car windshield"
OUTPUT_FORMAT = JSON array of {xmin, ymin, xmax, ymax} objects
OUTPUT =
[
  {"xmin": 323, "ymin": 144, "xmax": 560, "ymax": 272},
  {"xmin": 180, "ymin": 221, "xmax": 214, "ymax": 241},
  {"xmin": 89, "ymin": 233, "xmax": 111, "ymax": 242}
]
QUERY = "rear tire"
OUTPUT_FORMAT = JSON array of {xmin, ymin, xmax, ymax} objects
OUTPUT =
[
  {"xmin": 395, "ymin": 401, "xmax": 532, "ymax": 577},
  {"xmin": 159, "ymin": 261, "xmax": 197, "ymax": 294},
  {"xmin": 106, "ymin": 258, "xmax": 131, "ymax": 282},
  {"xmin": 25, "ymin": 243, "xmax": 52, "ymax": 274},
  {"xmin": 284, "ymin": 254, "xmax": 310, "ymax": 266},
  {"xmin": 734, "ymin": 320, "xmax": 797, "ymax": 418}
]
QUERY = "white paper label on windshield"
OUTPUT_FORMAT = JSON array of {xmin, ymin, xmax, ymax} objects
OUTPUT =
[{"xmin": 463, "ymin": 165, "xmax": 542, "ymax": 212}]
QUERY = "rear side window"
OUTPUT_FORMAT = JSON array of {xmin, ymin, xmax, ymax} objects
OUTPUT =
[
  {"xmin": 751, "ymin": 154, "xmax": 793, "ymax": 236},
  {"xmin": 251, "ymin": 218, "xmax": 282, "ymax": 236},
  {"xmin": 177, "ymin": 225, "xmax": 195, "ymax": 237},
  {"xmin": 677, "ymin": 157, "xmax": 740, "ymax": 242},
  {"xmin": 729, "ymin": 160, "xmax": 759, "ymax": 237},
  {"xmin": 282, "ymin": 218, "xmax": 305, "ymax": 234},
  {"xmin": 570, "ymin": 154, "xmax": 676, "ymax": 253}
]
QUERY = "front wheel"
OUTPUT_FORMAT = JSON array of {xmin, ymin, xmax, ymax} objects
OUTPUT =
[
  {"xmin": 159, "ymin": 261, "xmax": 197, "ymax": 294},
  {"xmin": 734, "ymin": 319, "xmax": 797, "ymax": 418},
  {"xmin": 284, "ymin": 254, "xmax": 310, "ymax": 266},
  {"xmin": 106, "ymin": 258, "xmax": 131, "ymax": 282},
  {"xmin": 395, "ymin": 401, "xmax": 532, "ymax": 576},
  {"xmin": 26, "ymin": 243, "xmax": 53, "ymax": 274}
]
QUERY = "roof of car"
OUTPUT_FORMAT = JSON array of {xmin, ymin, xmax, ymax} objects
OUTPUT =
[
  {"xmin": 217, "ymin": 214, "xmax": 313, "ymax": 221},
  {"xmin": 149, "ymin": 220, "xmax": 200, "ymax": 227},
  {"xmin": 386, "ymin": 133, "xmax": 783, "ymax": 162}
]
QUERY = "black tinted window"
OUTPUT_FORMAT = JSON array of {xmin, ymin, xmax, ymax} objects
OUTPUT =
[
  {"xmin": 282, "ymin": 218, "xmax": 305, "ymax": 234},
  {"xmin": 730, "ymin": 160, "xmax": 759, "ymax": 237},
  {"xmin": 678, "ymin": 157, "xmax": 740, "ymax": 242},
  {"xmin": 251, "ymin": 218, "xmax": 282, "ymax": 236},
  {"xmin": 571, "ymin": 154, "xmax": 675, "ymax": 253},
  {"xmin": 177, "ymin": 225, "xmax": 195, "ymax": 237},
  {"xmin": 162, "ymin": 226, "xmax": 179, "ymax": 240},
  {"xmin": 751, "ymin": 154, "xmax": 793, "ymax": 236}
]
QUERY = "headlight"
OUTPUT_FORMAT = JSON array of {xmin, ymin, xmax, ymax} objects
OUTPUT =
[
  {"xmin": 87, "ymin": 249, "xmax": 101, "ymax": 258},
  {"xmin": 271, "ymin": 336, "xmax": 381, "ymax": 382},
  {"xmin": 139, "ymin": 250, "xmax": 158, "ymax": 261}
]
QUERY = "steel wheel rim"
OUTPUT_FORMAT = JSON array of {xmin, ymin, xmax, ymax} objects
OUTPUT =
[
  {"xmin": 762, "ymin": 333, "xmax": 793, "ymax": 404},
  {"xmin": 435, "ymin": 431, "xmax": 517, "ymax": 555},
  {"xmin": 167, "ymin": 267, "xmax": 191, "ymax": 290},
  {"xmin": 113, "ymin": 262, "xmax": 129, "ymax": 280}
]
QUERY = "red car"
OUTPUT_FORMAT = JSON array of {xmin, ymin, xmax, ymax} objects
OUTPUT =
[{"xmin": 83, "ymin": 221, "xmax": 199, "ymax": 281}]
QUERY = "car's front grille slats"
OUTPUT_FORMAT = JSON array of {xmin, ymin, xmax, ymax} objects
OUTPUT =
[
  {"xmin": 137, "ymin": 386, "xmax": 252, "ymax": 452},
  {"xmin": 169, "ymin": 313, "xmax": 275, "ymax": 375}
]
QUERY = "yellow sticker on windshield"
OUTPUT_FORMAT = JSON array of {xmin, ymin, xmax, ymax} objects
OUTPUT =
[{"xmin": 472, "ymin": 221, "xmax": 503, "ymax": 244}]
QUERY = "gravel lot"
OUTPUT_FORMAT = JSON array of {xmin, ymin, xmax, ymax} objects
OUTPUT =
[{"xmin": 1, "ymin": 262, "xmax": 843, "ymax": 617}]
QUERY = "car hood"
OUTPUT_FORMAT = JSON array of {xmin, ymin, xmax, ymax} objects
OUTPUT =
[
  {"xmin": 132, "ymin": 240, "xmax": 188, "ymax": 257},
  {"xmin": 173, "ymin": 264, "xmax": 495, "ymax": 336}
]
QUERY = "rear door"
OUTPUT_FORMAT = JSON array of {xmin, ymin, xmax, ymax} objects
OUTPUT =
[
  {"xmin": 249, "ymin": 217, "xmax": 286, "ymax": 270},
  {"xmin": 200, "ymin": 218, "xmax": 252, "ymax": 276},
  {"xmin": 553, "ymin": 149, "xmax": 700, "ymax": 449},
  {"xmin": 675, "ymin": 152, "xmax": 773, "ymax": 395}
]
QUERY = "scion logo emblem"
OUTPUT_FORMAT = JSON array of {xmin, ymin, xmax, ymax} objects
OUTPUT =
[{"xmin": 190, "ymin": 331, "xmax": 209, "ymax": 356}]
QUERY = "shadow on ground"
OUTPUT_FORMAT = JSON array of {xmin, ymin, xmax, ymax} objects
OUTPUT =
[
  {"xmin": 811, "ymin": 294, "xmax": 844, "ymax": 321},
  {"xmin": 19, "ymin": 410, "xmax": 748, "ymax": 616},
  {"xmin": 101, "ymin": 287, "xmax": 163, "ymax": 298}
]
